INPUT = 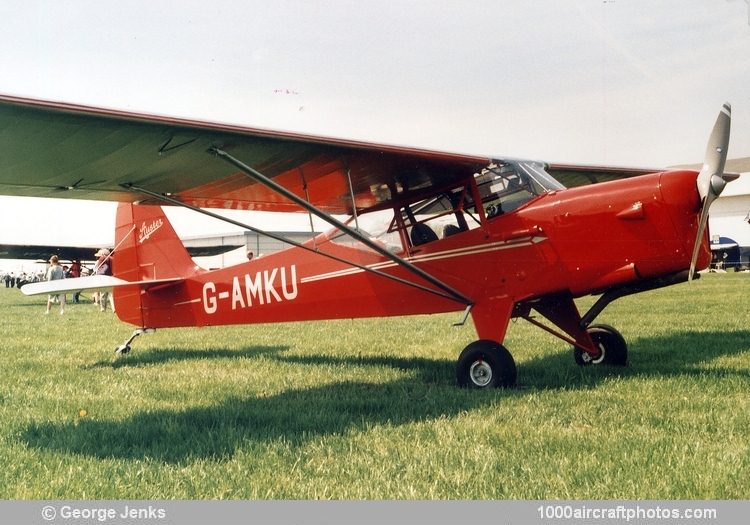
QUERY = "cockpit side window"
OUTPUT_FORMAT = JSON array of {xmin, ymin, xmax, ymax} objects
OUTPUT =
[
  {"xmin": 398, "ymin": 188, "xmax": 479, "ymax": 247},
  {"xmin": 471, "ymin": 161, "xmax": 563, "ymax": 219},
  {"xmin": 328, "ymin": 209, "xmax": 404, "ymax": 253}
]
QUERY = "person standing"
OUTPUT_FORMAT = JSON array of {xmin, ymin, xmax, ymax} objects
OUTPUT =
[
  {"xmin": 45, "ymin": 255, "xmax": 66, "ymax": 315},
  {"xmin": 69, "ymin": 259, "xmax": 82, "ymax": 303},
  {"xmin": 93, "ymin": 248, "xmax": 113, "ymax": 312}
]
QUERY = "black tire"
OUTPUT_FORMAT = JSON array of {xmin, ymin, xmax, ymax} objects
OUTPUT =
[
  {"xmin": 456, "ymin": 340, "xmax": 517, "ymax": 388},
  {"xmin": 574, "ymin": 324, "xmax": 628, "ymax": 366}
]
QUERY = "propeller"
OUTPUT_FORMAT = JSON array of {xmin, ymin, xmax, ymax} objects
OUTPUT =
[{"xmin": 688, "ymin": 103, "xmax": 739, "ymax": 281}]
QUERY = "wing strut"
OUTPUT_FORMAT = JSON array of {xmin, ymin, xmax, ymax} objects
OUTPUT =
[
  {"xmin": 345, "ymin": 164, "xmax": 360, "ymax": 231},
  {"xmin": 122, "ymin": 183, "xmax": 469, "ymax": 305},
  {"xmin": 209, "ymin": 147, "xmax": 473, "ymax": 306}
]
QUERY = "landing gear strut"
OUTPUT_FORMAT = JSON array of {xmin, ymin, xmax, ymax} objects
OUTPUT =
[
  {"xmin": 115, "ymin": 328, "xmax": 155, "ymax": 356},
  {"xmin": 456, "ymin": 340, "xmax": 517, "ymax": 389}
]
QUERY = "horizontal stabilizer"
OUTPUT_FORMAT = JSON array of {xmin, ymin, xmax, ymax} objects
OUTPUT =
[{"xmin": 21, "ymin": 275, "xmax": 183, "ymax": 296}]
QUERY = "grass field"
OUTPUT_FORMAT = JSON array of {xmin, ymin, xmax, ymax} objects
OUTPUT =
[{"xmin": 0, "ymin": 273, "xmax": 748, "ymax": 499}]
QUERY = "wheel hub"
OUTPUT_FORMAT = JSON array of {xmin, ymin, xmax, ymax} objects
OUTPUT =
[
  {"xmin": 589, "ymin": 342, "xmax": 606, "ymax": 364},
  {"xmin": 469, "ymin": 360, "xmax": 493, "ymax": 387}
]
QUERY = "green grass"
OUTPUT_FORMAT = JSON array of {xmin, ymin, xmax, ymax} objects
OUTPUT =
[{"xmin": 0, "ymin": 274, "xmax": 748, "ymax": 499}]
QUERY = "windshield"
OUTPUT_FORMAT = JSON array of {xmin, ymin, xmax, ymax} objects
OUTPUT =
[{"xmin": 473, "ymin": 160, "xmax": 564, "ymax": 217}]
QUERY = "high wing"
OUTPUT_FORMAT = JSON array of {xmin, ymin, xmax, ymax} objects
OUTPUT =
[
  {"xmin": 546, "ymin": 163, "xmax": 658, "ymax": 188},
  {"xmin": 670, "ymin": 156, "xmax": 750, "ymax": 173},
  {"xmin": 0, "ymin": 94, "xmax": 493, "ymax": 214},
  {"xmin": 0, "ymin": 94, "xmax": 671, "ymax": 213},
  {"xmin": 547, "ymin": 158, "xmax": 750, "ymax": 189}
]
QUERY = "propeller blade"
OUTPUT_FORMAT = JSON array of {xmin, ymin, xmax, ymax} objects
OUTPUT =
[
  {"xmin": 688, "ymin": 192, "xmax": 714, "ymax": 281},
  {"xmin": 689, "ymin": 103, "xmax": 732, "ymax": 281},
  {"xmin": 696, "ymin": 103, "xmax": 731, "ymax": 201}
]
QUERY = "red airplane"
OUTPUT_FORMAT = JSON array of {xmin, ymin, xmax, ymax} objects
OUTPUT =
[{"xmin": 0, "ymin": 95, "xmax": 737, "ymax": 388}]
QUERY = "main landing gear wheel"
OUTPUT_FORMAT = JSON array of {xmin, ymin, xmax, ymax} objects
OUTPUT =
[
  {"xmin": 456, "ymin": 340, "xmax": 517, "ymax": 389},
  {"xmin": 573, "ymin": 324, "xmax": 628, "ymax": 366}
]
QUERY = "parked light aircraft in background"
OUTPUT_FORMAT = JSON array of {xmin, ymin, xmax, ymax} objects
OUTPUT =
[
  {"xmin": 0, "ymin": 241, "xmax": 242, "ymax": 266},
  {"xmin": 0, "ymin": 95, "xmax": 737, "ymax": 388}
]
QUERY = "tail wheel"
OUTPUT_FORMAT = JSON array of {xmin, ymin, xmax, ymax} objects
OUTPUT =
[
  {"xmin": 457, "ymin": 340, "xmax": 517, "ymax": 389},
  {"xmin": 574, "ymin": 324, "xmax": 628, "ymax": 366}
]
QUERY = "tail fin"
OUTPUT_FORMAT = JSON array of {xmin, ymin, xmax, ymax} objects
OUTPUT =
[
  {"xmin": 113, "ymin": 203, "xmax": 197, "ymax": 326},
  {"xmin": 114, "ymin": 203, "xmax": 196, "ymax": 281}
]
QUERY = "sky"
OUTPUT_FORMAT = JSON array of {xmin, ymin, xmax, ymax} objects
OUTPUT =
[{"xmin": 1, "ymin": 0, "xmax": 750, "ymax": 269}]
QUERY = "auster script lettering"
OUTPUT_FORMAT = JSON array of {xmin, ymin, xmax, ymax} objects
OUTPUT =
[{"xmin": 138, "ymin": 219, "xmax": 164, "ymax": 244}]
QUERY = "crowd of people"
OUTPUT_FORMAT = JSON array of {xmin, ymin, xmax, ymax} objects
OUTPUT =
[
  {"xmin": 2, "ymin": 270, "xmax": 40, "ymax": 288},
  {"xmin": 1, "ymin": 262, "xmax": 88, "ymax": 289},
  {"xmin": 1, "ymin": 248, "xmax": 115, "ymax": 314}
]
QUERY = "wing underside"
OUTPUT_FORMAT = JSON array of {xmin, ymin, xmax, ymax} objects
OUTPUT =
[{"xmin": 0, "ymin": 95, "xmax": 491, "ymax": 214}]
